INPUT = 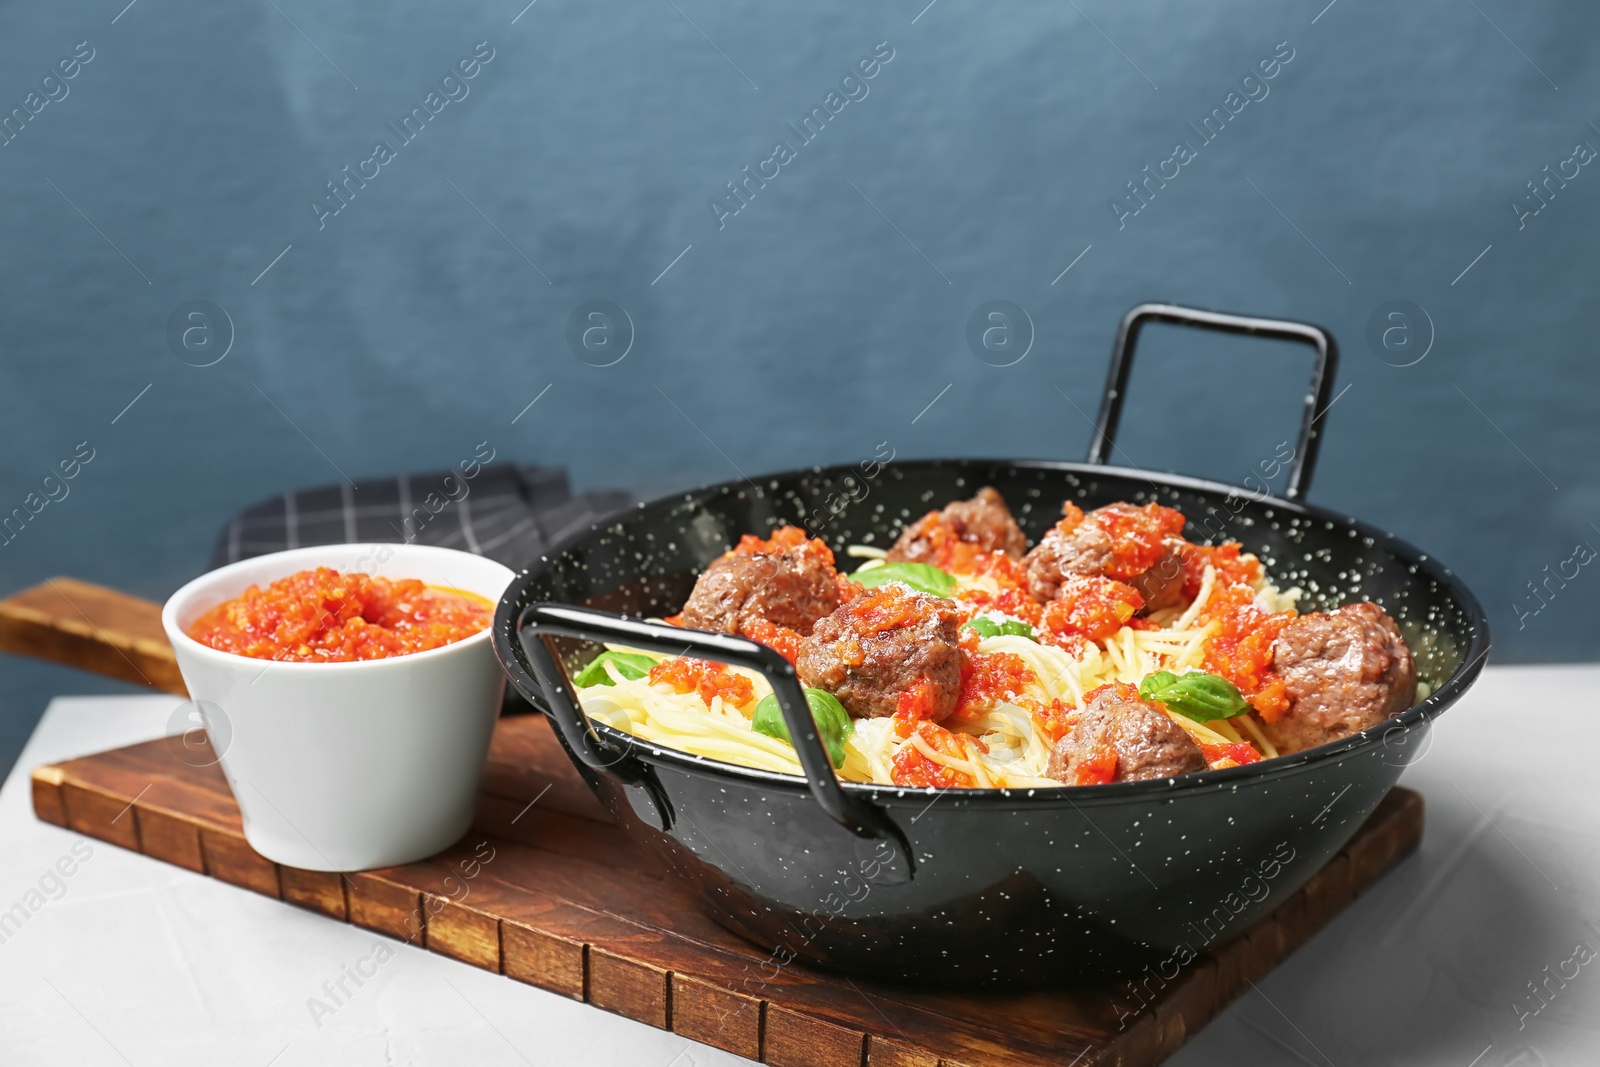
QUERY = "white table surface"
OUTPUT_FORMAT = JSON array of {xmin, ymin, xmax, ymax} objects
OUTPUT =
[{"xmin": 1, "ymin": 665, "xmax": 1596, "ymax": 1067}]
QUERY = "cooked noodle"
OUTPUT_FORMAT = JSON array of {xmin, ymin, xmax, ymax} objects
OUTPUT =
[{"xmin": 575, "ymin": 554, "xmax": 1301, "ymax": 788}]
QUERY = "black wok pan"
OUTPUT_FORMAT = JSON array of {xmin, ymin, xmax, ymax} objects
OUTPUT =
[{"xmin": 492, "ymin": 303, "xmax": 1489, "ymax": 987}]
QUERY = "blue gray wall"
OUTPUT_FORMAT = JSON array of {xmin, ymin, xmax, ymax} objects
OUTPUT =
[{"xmin": 2, "ymin": 0, "xmax": 1596, "ymax": 771}]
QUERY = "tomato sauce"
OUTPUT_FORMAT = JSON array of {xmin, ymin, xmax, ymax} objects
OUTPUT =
[
  {"xmin": 1039, "ymin": 575, "xmax": 1144, "ymax": 646},
  {"xmin": 186, "ymin": 567, "xmax": 491, "ymax": 663},
  {"xmin": 890, "ymin": 721, "xmax": 984, "ymax": 788},
  {"xmin": 737, "ymin": 617, "xmax": 804, "ymax": 664},
  {"xmin": 1091, "ymin": 501, "xmax": 1187, "ymax": 581},
  {"xmin": 894, "ymin": 510, "xmax": 973, "ymax": 572},
  {"xmin": 733, "ymin": 525, "xmax": 835, "ymax": 567},
  {"xmin": 648, "ymin": 657, "xmax": 757, "ymax": 709},
  {"xmin": 1072, "ymin": 745, "xmax": 1119, "ymax": 786},
  {"xmin": 952, "ymin": 553, "xmax": 1043, "ymax": 625},
  {"xmin": 948, "ymin": 649, "xmax": 1035, "ymax": 726},
  {"xmin": 1199, "ymin": 740, "xmax": 1263, "ymax": 769},
  {"xmin": 1181, "ymin": 541, "xmax": 1263, "ymax": 600},
  {"xmin": 889, "ymin": 513, "xmax": 1021, "ymax": 578},
  {"xmin": 1200, "ymin": 585, "xmax": 1295, "ymax": 718},
  {"xmin": 843, "ymin": 583, "xmax": 937, "ymax": 637},
  {"xmin": 1052, "ymin": 501, "xmax": 1186, "ymax": 583},
  {"xmin": 892, "ymin": 678, "xmax": 944, "ymax": 735},
  {"xmin": 1017, "ymin": 696, "xmax": 1075, "ymax": 745}
]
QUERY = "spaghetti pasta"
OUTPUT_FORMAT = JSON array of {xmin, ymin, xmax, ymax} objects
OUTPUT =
[
  {"xmin": 571, "ymin": 492, "xmax": 1416, "ymax": 789},
  {"xmin": 576, "ymin": 556, "xmax": 1299, "ymax": 788}
]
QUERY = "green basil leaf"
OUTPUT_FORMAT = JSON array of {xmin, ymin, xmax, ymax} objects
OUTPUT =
[
  {"xmin": 1138, "ymin": 670, "xmax": 1249, "ymax": 723},
  {"xmin": 963, "ymin": 616, "xmax": 1036, "ymax": 641},
  {"xmin": 850, "ymin": 561, "xmax": 957, "ymax": 598},
  {"xmin": 752, "ymin": 688, "xmax": 855, "ymax": 769},
  {"xmin": 572, "ymin": 651, "xmax": 655, "ymax": 688}
]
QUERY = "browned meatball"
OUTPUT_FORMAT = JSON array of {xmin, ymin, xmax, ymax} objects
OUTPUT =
[
  {"xmin": 1023, "ymin": 502, "xmax": 1187, "ymax": 610},
  {"xmin": 1261, "ymin": 603, "xmax": 1418, "ymax": 755},
  {"xmin": 1047, "ymin": 685, "xmax": 1207, "ymax": 783},
  {"xmin": 887, "ymin": 486, "xmax": 1028, "ymax": 565},
  {"xmin": 679, "ymin": 545, "xmax": 843, "ymax": 637},
  {"xmin": 1125, "ymin": 540, "xmax": 1187, "ymax": 610},
  {"xmin": 1024, "ymin": 514, "xmax": 1111, "ymax": 602},
  {"xmin": 796, "ymin": 585, "xmax": 962, "ymax": 719}
]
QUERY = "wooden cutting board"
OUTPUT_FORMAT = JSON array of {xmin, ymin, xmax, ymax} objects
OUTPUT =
[{"xmin": 9, "ymin": 578, "xmax": 1423, "ymax": 1067}]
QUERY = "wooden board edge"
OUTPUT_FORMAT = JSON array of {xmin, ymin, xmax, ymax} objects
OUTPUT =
[
  {"xmin": 138, "ymin": 805, "xmax": 208, "ymax": 874},
  {"xmin": 346, "ymin": 871, "xmax": 427, "ymax": 948},
  {"xmin": 0, "ymin": 577, "xmax": 185, "ymax": 695},
  {"xmin": 670, "ymin": 972, "xmax": 764, "ymax": 1062},
  {"xmin": 589, "ymin": 946, "xmax": 672, "ymax": 1029},
  {"xmin": 425, "ymin": 895, "xmax": 502, "ymax": 972},
  {"xmin": 60, "ymin": 779, "xmax": 142, "ymax": 852},
  {"xmin": 282, "ymin": 867, "xmax": 350, "ymax": 920},
  {"xmin": 764, "ymin": 1003, "xmax": 866, "ymax": 1067},
  {"xmin": 30, "ymin": 765, "xmax": 67, "ymax": 827},
  {"xmin": 503, "ymin": 918, "xmax": 587, "ymax": 999}
]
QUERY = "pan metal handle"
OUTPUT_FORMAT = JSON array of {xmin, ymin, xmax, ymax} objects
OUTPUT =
[
  {"xmin": 1087, "ymin": 303, "xmax": 1339, "ymax": 501},
  {"xmin": 516, "ymin": 602, "xmax": 914, "ymax": 884}
]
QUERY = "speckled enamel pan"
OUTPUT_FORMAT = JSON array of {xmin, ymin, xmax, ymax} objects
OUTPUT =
[{"xmin": 492, "ymin": 304, "xmax": 1490, "ymax": 986}]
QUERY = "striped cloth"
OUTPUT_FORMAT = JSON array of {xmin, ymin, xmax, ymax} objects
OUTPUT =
[{"xmin": 208, "ymin": 464, "xmax": 633, "ymax": 571}]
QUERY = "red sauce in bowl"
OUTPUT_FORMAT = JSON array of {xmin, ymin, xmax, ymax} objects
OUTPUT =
[{"xmin": 186, "ymin": 567, "xmax": 492, "ymax": 663}]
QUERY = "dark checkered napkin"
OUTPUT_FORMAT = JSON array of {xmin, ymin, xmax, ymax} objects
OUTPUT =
[{"xmin": 208, "ymin": 464, "xmax": 633, "ymax": 571}]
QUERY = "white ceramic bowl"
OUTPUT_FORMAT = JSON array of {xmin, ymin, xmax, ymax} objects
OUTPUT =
[{"xmin": 161, "ymin": 544, "xmax": 514, "ymax": 871}]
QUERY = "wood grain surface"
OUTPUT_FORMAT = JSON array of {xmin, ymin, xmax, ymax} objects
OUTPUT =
[
  {"xmin": 0, "ymin": 577, "xmax": 185, "ymax": 694},
  {"xmin": 31, "ymin": 716, "xmax": 1424, "ymax": 1067}
]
